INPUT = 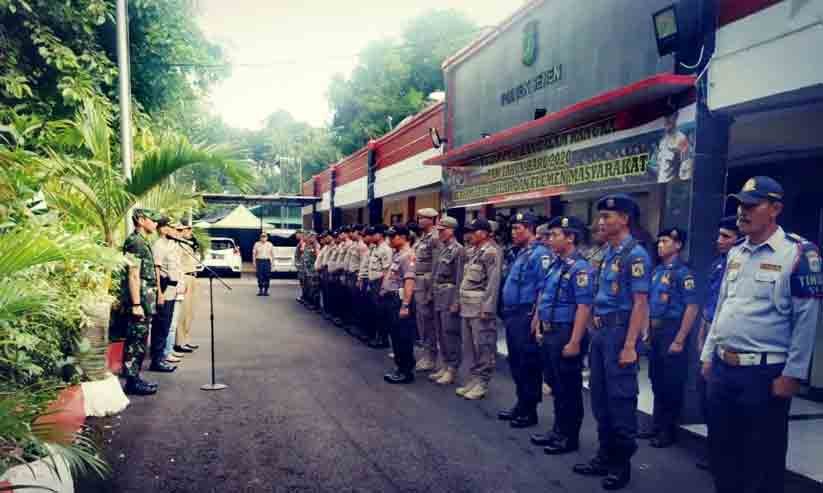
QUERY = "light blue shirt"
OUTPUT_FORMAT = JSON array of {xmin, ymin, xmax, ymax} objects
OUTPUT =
[
  {"xmin": 700, "ymin": 227, "xmax": 822, "ymax": 379},
  {"xmin": 537, "ymin": 251, "xmax": 594, "ymax": 323},
  {"xmin": 649, "ymin": 257, "xmax": 698, "ymax": 320}
]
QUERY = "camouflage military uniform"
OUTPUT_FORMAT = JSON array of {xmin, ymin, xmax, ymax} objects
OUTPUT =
[
  {"xmin": 121, "ymin": 230, "xmax": 158, "ymax": 378},
  {"xmin": 302, "ymin": 240, "xmax": 319, "ymax": 308}
]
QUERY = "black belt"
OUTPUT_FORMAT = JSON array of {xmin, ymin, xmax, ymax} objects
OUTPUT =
[
  {"xmin": 541, "ymin": 321, "xmax": 573, "ymax": 333},
  {"xmin": 650, "ymin": 318, "xmax": 679, "ymax": 330},
  {"xmin": 593, "ymin": 311, "xmax": 630, "ymax": 329},
  {"xmin": 167, "ymin": 280, "xmax": 178, "ymax": 287},
  {"xmin": 185, "ymin": 272, "xmax": 196, "ymax": 276},
  {"xmin": 502, "ymin": 303, "xmax": 533, "ymax": 314}
]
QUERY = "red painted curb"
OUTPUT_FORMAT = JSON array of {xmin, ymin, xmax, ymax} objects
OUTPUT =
[
  {"xmin": 107, "ymin": 341, "xmax": 124, "ymax": 375},
  {"xmin": 33, "ymin": 386, "xmax": 86, "ymax": 444}
]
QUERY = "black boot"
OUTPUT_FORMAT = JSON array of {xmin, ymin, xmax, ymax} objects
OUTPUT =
[
  {"xmin": 497, "ymin": 404, "xmax": 521, "ymax": 421},
  {"xmin": 573, "ymin": 455, "xmax": 611, "ymax": 477},
  {"xmin": 124, "ymin": 377, "xmax": 157, "ymax": 396},
  {"xmin": 602, "ymin": 463, "xmax": 631, "ymax": 490},
  {"xmin": 384, "ymin": 370, "xmax": 414, "ymax": 384},
  {"xmin": 149, "ymin": 361, "xmax": 177, "ymax": 372},
  {"xmin": 510, "ymin": 411, "xmax": 538, "ymax": 429},
  {"xmin": 543, "ymin": 435, "xmax": 579, "ymax": 455}
]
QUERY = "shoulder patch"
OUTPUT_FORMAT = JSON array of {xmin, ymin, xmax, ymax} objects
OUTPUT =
[
  {"xmin": 576, "ymin": 270, "xmax": 589, "ymax": 287},
  {"xmin": 631, "ymin": 259, "xmax": 645, "ymax": 278},
  {"xmin": 541, "ymin": 255, "xmax": 552, "ymax": 271},
  {"xmin": 683, "ymin": 275, "xmax": 696, "ymax": 291},
  {"xmin": 792, "ymin": 243, "xmax": 823, "ymax": 297}
]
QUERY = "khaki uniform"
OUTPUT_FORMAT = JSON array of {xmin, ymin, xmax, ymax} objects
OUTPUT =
[
  {"xmin": 459, "ymin": 240, "xmax": 503, "ymax": 382},
  {"xmin": 414, "ymin": 228, "xmax": 440, "ymax": 361},
  {"xmin": 176, "ymin": 241, "xmax": 199, "ymax": 346},
  {"xmin": 432, "ymin": 238, "xmax": 464, "ymax": 370},
  {"xmin": 381, "ymin": 246, "xmax": 417, "ymax": 374}
]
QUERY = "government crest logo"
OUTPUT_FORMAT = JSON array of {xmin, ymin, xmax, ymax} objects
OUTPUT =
[{"xmin": 522, "ymin": 20, "xmax": 539, "ymax": 67}]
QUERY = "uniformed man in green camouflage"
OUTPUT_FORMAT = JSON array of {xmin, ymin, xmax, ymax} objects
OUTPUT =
[
  {"xmin": 120, "ymin": 208, "xmax": 163, "ymax": 396},
  {"xmin": 301, "ymin": 231, "xmax": 320, "ymax": 310}
]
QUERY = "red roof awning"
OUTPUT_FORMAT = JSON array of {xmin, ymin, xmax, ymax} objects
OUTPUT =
[{"xmin": 425, "ymin": 74, "xmax": 695, "ymax": 167}]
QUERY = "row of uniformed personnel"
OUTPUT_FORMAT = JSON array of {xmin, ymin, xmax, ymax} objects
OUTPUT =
[{"xmin": 292, "ymin": 175, "xmax": 821, "ymax": 493}]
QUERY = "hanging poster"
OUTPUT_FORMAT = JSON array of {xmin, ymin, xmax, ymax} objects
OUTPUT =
[{"xmin": 443, "ymin": 104, "xmax": 696, "ymax": 208}]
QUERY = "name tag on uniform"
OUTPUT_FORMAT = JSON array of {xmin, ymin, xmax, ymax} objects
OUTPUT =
[{"xmin": 759, "ymin": 263, "xmax": 782, "ymax": 272}]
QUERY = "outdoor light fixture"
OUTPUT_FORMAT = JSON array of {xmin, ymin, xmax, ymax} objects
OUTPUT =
[
  {"xmin": 653, "ymin": 5, "xmax": 679, "ymax": 56},
  {"xmin": 429, "ymin": 127, "xmax": 447, "ymax": 149}
]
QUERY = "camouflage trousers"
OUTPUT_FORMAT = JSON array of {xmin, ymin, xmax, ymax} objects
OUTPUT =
[{"xmin": 122, "ymin": 316, "xmax": 150, "ymax": 378}]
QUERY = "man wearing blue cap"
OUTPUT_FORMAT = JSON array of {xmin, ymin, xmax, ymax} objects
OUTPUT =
[
  {"xmin": 573, "ymin": 193, "xmax": 651, "ymax": 490},
  {"xmin": 530, "ymin": 215, "xmax": 594, "ymax": 454},
  {"xmin": 695, "ymin": 215, "xmax": 739, "ymax": 470},
  {"xmin": 497, "ymin": 211, "xmax": 551, "ymax": 428},
  {"xmin": 701, "ymin": 176, "xmax": 822, "ymax": 493},
  {"xmin": 640, "ymin": 227, "xmax": 699, "ymax": 448}
]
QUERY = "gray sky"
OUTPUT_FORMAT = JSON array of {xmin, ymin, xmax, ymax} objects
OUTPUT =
[{"xmin": 197, "ymin": 0, "xmax": 520, "ymax": 129}]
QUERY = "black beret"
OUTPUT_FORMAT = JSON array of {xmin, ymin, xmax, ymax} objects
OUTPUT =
[
  {"xmin": 547, "ymin": 215, "xmax": 586, "ymax": 234},
  {"xmin": 596, "ymin": 193, "xmax": 639, "ymax": 217},
  {"xmin": 718, "ymin": 216, "xmax": 739, "ymax": 233},
  {"xmin": 465, "ymin": 217, "xmax": 492, "ymax": 232},
  {"xmin": 386, "ymin": 224, "xmax": 410, "ymax": 237},
  {"xmin": 658, "ymin": 227, "xmax": 687, "ymax": 244}
]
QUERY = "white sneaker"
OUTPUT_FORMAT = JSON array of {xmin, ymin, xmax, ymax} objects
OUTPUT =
[
  {"xmin": 456, "ymin": 379, "xmax": 478, "ymax": 397},
  {"xmin": 428, "ymin": 368, "xmax": 446, "ymax": 381},
  {"xmin": 436, "ymin": 368, "xmax": 456, "ymax": 385},
  {"xmin": 463, "ymin": 381, "xmax": 489, "ymax": 400}
]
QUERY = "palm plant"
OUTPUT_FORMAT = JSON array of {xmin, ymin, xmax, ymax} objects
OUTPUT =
[{"xmin": 44, "ymin": 101, "xmax": 244, "ymax": 247}]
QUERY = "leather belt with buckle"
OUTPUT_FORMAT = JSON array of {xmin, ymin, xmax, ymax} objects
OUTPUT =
[
  {"xmin": 716, "ymin": 347, "xmax": 788, "ymax": 367},
  {"xmin": 593, "ymin": 311, "xmax": 630, "ymax": 329}
]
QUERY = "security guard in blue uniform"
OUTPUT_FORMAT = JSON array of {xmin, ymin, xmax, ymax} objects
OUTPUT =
[
  {"xmin": 530, "ymin": 215, "xmax": 594, "ymax": 455},
  {"xmin": 573, "ymin": 193, "xmax": 651, "ymax": 491},
  {"xmin": 497, "ymin": 211, "xmax": 551, "ymax": 428},
  {"xmin": 695, "ymin": 216, "xmax": 739, "ymax": 470},
  {"xmin": 701, "ymin": 177, "xmax": 822, "ymax": 493},
  {"xmin": 640, "ymin": 227, "xmax": 699, "ymax": 448}
]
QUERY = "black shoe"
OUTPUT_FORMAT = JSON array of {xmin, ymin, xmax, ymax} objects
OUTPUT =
[
  {"xmin": 368, "ymin": 338, "xmax": 390, "ymax": 349},
  {"xmin": 184, "ymin": 343, "xmax": 199, "ymax": 350},
  {"xmin": 263, "ymin": 290, "xmax": 269, "ymax": 296},
  {"xmin": 497, "ymin": 405, "xmax": 521, "ymax": 421},
  {"xmin": 510, "ymin": 413, "xmax": 538, "ymax": 429},
  {"xmin": 124, "ymin": 378, "xmax": 157, "ymax": 395},
  {"xmin": 543, "ymin": 436, "xmax": 579, "ymax": 455},
  {"xmin": 148, "ymin": 361, "xmax": 177, "ymax": 373},
  {"xmin": 173, "ymin": 345, "xmax": 194, "ymax": 353},
  {"xmin": 137, "ymin": 377, "xmax": 158, "ymax": 390},
  {"xmin": 650, "ymin": 431, "xmax": 675, "ymax": 448},
  {"xmin": 384, "ymin": 370, "xmax": 415, "ymax": 384},
  {"xmin": 530, "ymin": 431, "xmax": 560, "ymax": 446},
  {"xmin": 602, "ymin": 463, "xmax": 631, "ymax": 491},
  {"xmin": 637, "ymin": 428, "xmax": 656, "ymax": 440},
  {"xmin": 573, "ymin": 456, "xmax": 611, "ymax": 477}
]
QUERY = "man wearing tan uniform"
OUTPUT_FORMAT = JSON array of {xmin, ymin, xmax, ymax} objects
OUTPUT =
[
  {"xmin": 413, "ymin": 208, "xmax": 440, "ymax": 372},
  {"xmin": 429, "ymin": 216, "xmax": 464, "ymax": 385},
  {"xmin": 456, "ymin": 217, "xmax": 503, "ymax": 400}
]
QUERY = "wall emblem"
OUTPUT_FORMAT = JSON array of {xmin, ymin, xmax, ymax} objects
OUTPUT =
[{"xmin": 522, "ymin": 20, "xmax": 539, "ymax": 67}]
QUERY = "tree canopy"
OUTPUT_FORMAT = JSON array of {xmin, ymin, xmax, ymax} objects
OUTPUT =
[{"xmin": 327, "ymin": 9, "xmax": 478, "ymax": 155}]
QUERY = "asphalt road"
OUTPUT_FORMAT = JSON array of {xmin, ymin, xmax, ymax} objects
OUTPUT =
[{"xmin": 90, "ymin": 274, "xmax": 722, "ymax": 493}]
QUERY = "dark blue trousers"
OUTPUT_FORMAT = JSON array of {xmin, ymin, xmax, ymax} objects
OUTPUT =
[
  {"xmin": 648, "ymin": 322, "xmax": 688, "ymax": 434},
  {"xmin": 541, "ymin": 324, "xmax": 587, "ymax": 441},
  {"xmin": 589, "ymin": 323, "xmax": 638, "ymax": 465},
  {"xmin": 708, "ymin": 357, "xmax": 791, "ymax": 493},
  {"xmin": 504, "ymin": 308, "xmax": 543, "ymax": 414}
]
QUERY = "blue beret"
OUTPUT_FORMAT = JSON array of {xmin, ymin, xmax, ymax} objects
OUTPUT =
[{"xmin": 597, "ymin": 193, "xmax": 639, "ymax": 217}]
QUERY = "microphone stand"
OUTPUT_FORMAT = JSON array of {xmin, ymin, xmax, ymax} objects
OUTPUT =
[{"xmin": 176, "ymin": 241, "xmax": 231, "ymax": 391}]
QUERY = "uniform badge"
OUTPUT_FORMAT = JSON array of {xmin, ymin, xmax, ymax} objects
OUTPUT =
[
  {"xmin": 807, "ymin": 250, "xmax": 821, "ymax": 273},
  {"xmin": 684, "ymin": 277, "xmax": 695, "ymax": 290},
  {"xmin": 611, "ymin": 281, "xmax": 620, "ymax": 295},
  {"xmin": 541, "ymin": 255, "xmax": 551, "ymax": 270},
  {"xmin": 576, "ymin": 271, "xmax": 589, "ymax": 287},
  {"xmin": 661, "ymin": 273, "xmax": 671, "ymax": 285},
  {"xmin": 561, "ymin": 217, "xmax": 569, "ymax": 228},
  {"xmin": 611, "ymin": 261, "xmax": 620, "ymax": 273},
  {"xmin": 631, "ymin": 261, "xmax": 645, "ymax": 278},
  {"xmin": 742, "ymin": 178, "xmax": 757, "ymax": 192}
]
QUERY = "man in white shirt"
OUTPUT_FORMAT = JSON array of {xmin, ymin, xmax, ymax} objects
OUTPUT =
[{"xmin": 253, "ymin": 232, "xmax": 274, "ymax": 296}]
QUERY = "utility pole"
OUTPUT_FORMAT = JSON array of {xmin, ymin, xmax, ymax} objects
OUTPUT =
[{"xmin": 116, "ymin": 0, "xmax": 134, "ymax": 233}]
